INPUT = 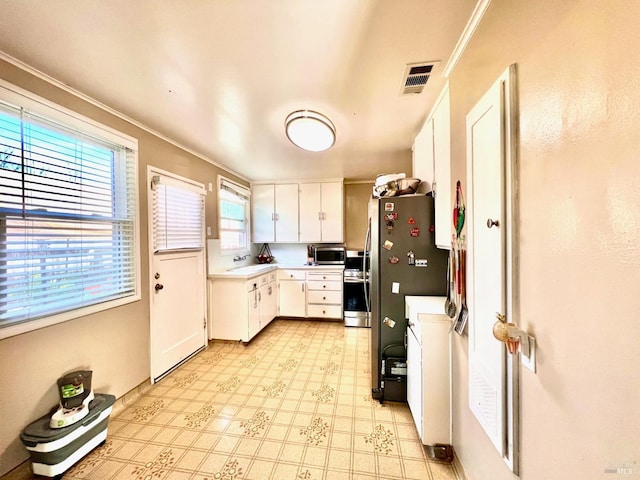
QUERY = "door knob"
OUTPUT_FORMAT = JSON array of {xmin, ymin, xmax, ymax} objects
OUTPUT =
[
  {"xmin": 487, "ymin": 218, "xmax": 500, "ymax": 228},
  {"xmin": 154, "ymin": 283, "xmax": 164, "ymax": 292}
]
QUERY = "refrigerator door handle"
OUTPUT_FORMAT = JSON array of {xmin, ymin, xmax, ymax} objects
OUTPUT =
[{"xmin": 363, "ymin": 220, "xmax": 371, "ymax": 313}]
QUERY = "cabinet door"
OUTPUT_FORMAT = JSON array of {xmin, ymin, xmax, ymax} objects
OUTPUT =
[
  {"xmin": 412, "ymin": 118, "xmax": 435, "ymax": 193},
  {"xmin": 247, "ymin": 286, "xmax": 261, "ymax": 341},
  {"xmin": 274, "ymin": 184, "xmax": 299, "ymax": 242},
  {"xmin": 406, "ymin": 328, "xmax": 423, "ymax": 441},
  {"xmin": 319, "ymin": 182, "xmax": 343, "ymax": 242},
  {"xmin": 252, "ymin": 184, "xmax": 275, "ymax": 243},
  {"xmin": 298, "ymin": 183, "xmax": 322, "ymax": 242},
  {"xmin": 433, "ymin": 87, "xmax": 451, "ymax": 249},
  {"xmin": 278, "ymin": 280, "xmax": 306, "ymax": 317},
  {"xmin": 260, "ymin": 282, "xmax": 277, "ymax": 327}
]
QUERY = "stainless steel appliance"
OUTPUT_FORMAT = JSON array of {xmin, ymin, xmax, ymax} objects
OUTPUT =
[
  {"xmin": 365, "ymin": 195, "xmax": 448, "ymax": 403},
  {"xmin": 343, "ymin": 250, "xmax": 370, "ymax": 327},
  {"xmin": 314, "ymin": 246, "xmax": 345, "ymax": 265}
]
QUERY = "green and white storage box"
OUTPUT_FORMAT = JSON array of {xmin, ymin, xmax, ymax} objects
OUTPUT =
[{"xmin": 20, "ymin": 393, "xmax": 115, "ymax": 478}]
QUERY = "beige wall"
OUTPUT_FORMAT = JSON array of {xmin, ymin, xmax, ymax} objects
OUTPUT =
[
  {"xmin": 448, "ymin": 1, "xmax": 640, "ymax": 478},
  {"xmin": 0, "ymin": 60, "xmax": 249, "ymax": 475},
  {"xmin": 344, "ymin": 182, "xmax": 374, "ymax": 250}
]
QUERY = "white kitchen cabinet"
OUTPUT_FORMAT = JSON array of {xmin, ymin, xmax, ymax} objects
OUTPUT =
[
  {"xmin": 298, "ymin": 181, "xmax": 344, "ymax": 243},
  {"xmin": 260, "ymin": 273, "xmax": 278, "ymax": 328},
  {"xmin": 277, "ymin": 269, "xmax": 306, "ymax": 317},
  {"xmin": 412, "ymin": 85, "xmax": 451, "ymax": 249},
  {"xmin": 413, "ymin": 115, "xmax": 435, "ymax": 192},
  {"xmin": 252, "ymin": 183, "xmax": 299, "ymax": 243},
  {"xmin": 405, "ymin": 296, "xmax": 450, "ymax": 446},
  {"xmin": 210, "ymin": 270, "xmax": 277, "ymax": 342},
  {"xmin": 247, "ymin": 283, "xmax": 261, "ymax": 340},
  {"xmin": 306, "ymin": 271, "xmax": 343, "ymax": 319},
  {"xmin": 432, "ymin": 86, "xmax": 451, "ymax": 249}
]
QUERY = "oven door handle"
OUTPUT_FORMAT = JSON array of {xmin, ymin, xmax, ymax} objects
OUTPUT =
[{"xmin": 344, "ymin": 277, "xmax": 366, "ymax": 283}]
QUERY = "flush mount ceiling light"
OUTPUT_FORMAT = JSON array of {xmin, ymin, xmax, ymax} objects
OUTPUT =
[{"xmin": 285, "ymin": 110, "xmax": 336, "ymax": 152}]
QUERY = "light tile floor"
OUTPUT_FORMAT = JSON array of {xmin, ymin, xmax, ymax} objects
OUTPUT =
[{"xmin": 9, "ymin": 320, "xmax": 462, "ymax": 480}]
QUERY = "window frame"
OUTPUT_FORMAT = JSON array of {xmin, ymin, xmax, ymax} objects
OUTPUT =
[
  {"xmin": 0, "ymin": 79, "xmax": 140, "ymax": 340},
  {"xmin": 217, "ymin": 175, "xmax": 251, "ymax": 256}
]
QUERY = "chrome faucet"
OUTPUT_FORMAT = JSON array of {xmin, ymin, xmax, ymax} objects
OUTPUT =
[{"xmin": 233, "ymin": 255, "xmax": 249, "ymax": 262}]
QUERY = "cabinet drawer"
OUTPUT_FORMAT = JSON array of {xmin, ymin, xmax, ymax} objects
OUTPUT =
[
  {"xmin": 307, "ymin": 272, "xmax": 342, "ymax": 283},
  {"xmin": 307, "ymin": 290, "xmax": 342, "ymax": 305},
  {"xmin": 278, "ymin": 269, "xmax": 306, "ymax": 281},
  {"xmin": 246, "ymin": 278, "xmax": 261, "ymax": 292},
  {"xmin": 307, "ymin": 280, "xmax": 342, "ymax": 292},
  {"xmin": 307, "ymin": 304, "xmax": 342, "ymax": 319}
]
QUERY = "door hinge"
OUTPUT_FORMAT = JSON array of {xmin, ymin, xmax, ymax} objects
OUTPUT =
[{"xmin": 203, "ymin": 318, "xmax": 206, "ymax": 329}]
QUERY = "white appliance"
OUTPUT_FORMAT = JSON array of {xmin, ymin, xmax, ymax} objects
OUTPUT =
[{"xmin": 405, "ymin": 296, "xmax": 451, "ymax": 446}]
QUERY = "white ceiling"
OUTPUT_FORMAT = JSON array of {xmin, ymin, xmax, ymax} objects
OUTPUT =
[{"xmin": 0, "ymin": 0, "xmax": 477, "ymax": 182}]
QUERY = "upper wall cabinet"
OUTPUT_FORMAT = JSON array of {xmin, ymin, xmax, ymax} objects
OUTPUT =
[
  {"xmin": 299, "ymin": 181, "xmax": 344, "ymax": 243},
  {"xmin": 413, "ymin": 84, "xmax": 451, "ymax": 249},
  {"xmin": 252, "ymin": 183, "xmax": 299, "ymax": 243}
]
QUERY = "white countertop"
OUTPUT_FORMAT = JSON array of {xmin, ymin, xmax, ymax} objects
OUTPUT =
[
  {"xmin": 208, "ymin": 263, "xmax": 344, "ymax": 280},
  {"xmin": 405, "ymin": 295, "xmax": 447, "ymax": 318}
]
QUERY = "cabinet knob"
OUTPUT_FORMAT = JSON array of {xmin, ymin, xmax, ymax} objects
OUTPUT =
[{"xmin": 322, "ymin": 296, "xmax": 326, "ymax": 300}]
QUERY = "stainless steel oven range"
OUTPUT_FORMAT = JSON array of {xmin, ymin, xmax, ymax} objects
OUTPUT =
[{"xmin": 343, "ymin": 250, "xmax": 370, "ymax": 327}]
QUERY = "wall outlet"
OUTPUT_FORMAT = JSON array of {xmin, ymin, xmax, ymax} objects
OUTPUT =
[{"xmin": 207, "ymin": 226, "xmax": 212, "ymax": 236}]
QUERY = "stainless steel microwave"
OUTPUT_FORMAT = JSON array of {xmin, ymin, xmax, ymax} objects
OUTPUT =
[{"xmin": 314, "ymin": 247, "xmax": 345, "ymax": 265}]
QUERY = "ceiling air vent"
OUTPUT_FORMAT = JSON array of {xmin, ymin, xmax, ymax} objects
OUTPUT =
[{"xmin": 400, "ymin": 62, "xmax": 437, "ymax": 95}]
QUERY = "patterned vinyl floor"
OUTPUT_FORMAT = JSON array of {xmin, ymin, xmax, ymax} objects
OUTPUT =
[{"xmin": 12, "ymin": 319, "xmax": 462, "ymax": 480}]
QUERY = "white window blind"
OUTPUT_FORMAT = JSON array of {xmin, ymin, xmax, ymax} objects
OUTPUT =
[
  {"xmin": 151, "ymin": 176, "xmax": 205, "ymax": 253},
  {"xmin": 219, "ymin": 177, "xmax": 250, "ymax": 251},
  {"xmin": 0, "ymin": 98, "xmax": 137, "ymax": 330}
]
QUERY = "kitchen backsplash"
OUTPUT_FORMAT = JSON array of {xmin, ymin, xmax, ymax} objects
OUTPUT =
[
  {"xmin": 207, "ymin": 240, "xmax": 310, "ymax": 273},
  {"xmin": 260, "ymin": 243, "xmax": 308, "ymax": 266}
]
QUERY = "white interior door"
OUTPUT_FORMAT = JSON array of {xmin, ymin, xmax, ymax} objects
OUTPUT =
[
  {"xmin": 149, "ymin": 168, "xmax": 207, "ymax": 382},
  {"xmin": 152, "ymin": 252, "xmax": 205, "ymax": 379},
  {"xmin": 466, "ymin": 66, "xmax": 517, "ymax": 466}
]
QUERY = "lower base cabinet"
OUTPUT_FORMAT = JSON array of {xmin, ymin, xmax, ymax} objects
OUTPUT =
[
  {"xmin": 306, "ymin": 271, "xmax": 343, "ymax": 319},
  {"xmin": 210, "ymin": 271, "xmax": 277, "ymax": 342},
  {"xmin": 405, "ymin": 296, "xmax": 451, "ymax": 446},
  {"xmin": 277, "ymin": 269, "xmax": 307, "ymax": 317}
]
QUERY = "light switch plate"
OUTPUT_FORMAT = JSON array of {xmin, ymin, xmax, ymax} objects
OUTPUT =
[{"xmin": 521, "ymin": 335, "xmax": 536, "ymax": 373}]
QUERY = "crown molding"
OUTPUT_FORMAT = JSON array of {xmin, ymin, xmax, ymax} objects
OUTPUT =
[{"xmin": 442, "ymin": 0, "xmax": 492, "ymax": 78}]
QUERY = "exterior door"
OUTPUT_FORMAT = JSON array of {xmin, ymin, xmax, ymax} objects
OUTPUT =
[
  {"xmin": 151, "ymin": 252, "xmax": 206, "ymax": 380},
  {"xmin": 466, "ymin": 65, "xmax": 518, "ymax": 468},
  {"xmin": 149, "ymin": 168, "xmax": 207, "ymax": 383}
]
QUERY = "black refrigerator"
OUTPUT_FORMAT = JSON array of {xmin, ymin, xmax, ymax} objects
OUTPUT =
[{"xmin": 365, "ymin": 195, "xmax": 448, "ymax": 402}]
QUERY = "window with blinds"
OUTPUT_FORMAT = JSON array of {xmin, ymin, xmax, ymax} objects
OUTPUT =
[
  {"xmin": 151, "ymin": 176, "xmax": 205, "ymax": 252},
  {"xmin": 0, "ymin": 83, "xmax": 139, "ymax": 335},
  {"xmin": 219, "ymin": 177, "xmax": 250, "ymax": 252}
]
